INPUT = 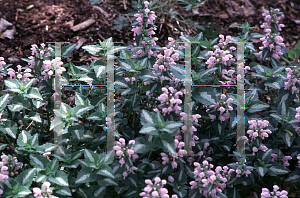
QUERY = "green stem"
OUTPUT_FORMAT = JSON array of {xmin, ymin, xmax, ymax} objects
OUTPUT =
[
  {"xmin": 4, "ymin": 134, "xmax": 19, "ymax": 158},
  {"xmin": 280, "ymin": 55, "xmax": 293, "ymax": 66},
  {"xmin": 148, "ymin": 137, "xmax": 156, "ymax": 159}
]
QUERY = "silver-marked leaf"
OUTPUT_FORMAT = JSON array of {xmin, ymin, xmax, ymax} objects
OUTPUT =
[{"xmin": 61, "ymin": 43, "xmax": 77, "ymax": 58}]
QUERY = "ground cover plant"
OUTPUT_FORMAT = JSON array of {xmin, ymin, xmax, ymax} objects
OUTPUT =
[{"xmin": 0, "ymin": 0, "xmax": 300, "ymax": 197}]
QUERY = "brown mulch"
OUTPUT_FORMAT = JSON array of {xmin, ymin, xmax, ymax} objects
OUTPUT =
[{"xmin": 0, "ymin": 0, "xmax": 299, "ymax": 71}]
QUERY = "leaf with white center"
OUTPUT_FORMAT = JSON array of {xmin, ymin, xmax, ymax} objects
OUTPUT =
[
  {"xmin": 84, "ymin": 149, "xmax": 99, "ymax": 164},
  {"xmin": 115, "ymin": 81, "xmax": 129, "ymax": 88},
  {"xmin": 68, "ymin": 62, "xmax": 81, "ymax": 75},
  {"xmin": 1, "ymin": 123, "xmax": 17, "ymax": 139},
  {"xmin": 32, "ymin": 99, "xmax": 45, "ymax": 109},
  {"xmin": 78, "ymin": 74, "xmax": 94, "ymax": 85},
  {"xmin": 82, "ymin": 45, "xmax": 102, "ymax": 54},
  {"xmin": 139, "ymin": 124, "xmax": 159, "ymax": 135},
  {"xmin": 247, "ymin": 100, "xmax": 269, "ymax": 113},
  {"xmin": 165, "ymin": 121, "xmax": 183, "ymax": 130},
  {"xmin": 141, "ymin": 109, "xmax": 155, "ymax": 125},
  {"xmin": 269, "ymin": 166, "xmax": 289, "ymax": 175},
  {"xmin": 119, "ymin": 60, "xmax": 133, "ymax": 71},
  {"xmin": 161, "ymin": 140, "xmax": 176, "ymax": 155},
  {"xmin": 75, "ymin": 92, "xmax": 86, "ymax": 106},
  {"xmin": 30, "ymin": 154, "xmax": 49, "ymax": 169},
  {"xmin": 17, "ymin": 130, "xmax": 30, "ymax": 146},
  {"xmin": 96, "ymin": 165, "xmax": 115, "ymax": 179},
  {"xmin": 94, "ymin": 186, "xmax": 106, "ymax": 197},
  {"xmin": 4, "ymin": 79, "xmax": 20, "ymax": 89},
  {"xmin": 24, "ymin": 87, "xmax": 43, "ymax": 100},
  {"xmin": 97, "ymin": 178, "xmax": 118, "ymax": 186},
  {"xmin": 49, "ymin": 171, "xmax": 69, "ymax": 186},
  {"xmin": 17, "ymin": 186, "xmax": 32, "ymax": 197},
  {"xmin": 15, "ymin": 168, "xmax": 36, "ymax": 187},
  {"xmin": 94, "ymin": 66, "xmax": 106, "ymax": 78},
  {"xmin": 23, "ymin": 79, "xmax": 35, "ymax": 90},
  {"xmin": 61, "ymin": 43, "xmax": 77, "ymax": 58},
  {"xmin": 0, "ymin": 94, "xmax": 9, "ymax": 110},
  {"xmin": 28, "ymin": 112, "xmax": 42, "ymax": 123},
  {"xmin": 8, "ymin": 104, "xmax": 23, "ymax": 112},
  {"xmin": 56, "ymin": 187, "xmax": 72, "ymax": 196}
]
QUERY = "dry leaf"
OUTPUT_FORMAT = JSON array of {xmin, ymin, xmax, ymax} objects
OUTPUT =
[
  {"xmin": 218, "ymin": 11, "xmax": 229, "ymax": 19},
  {"xmin": 0, "ymin": 18, "xmax": 16, "ymax": 39},
  {"xmin": 228, "ymin": 22, "xmax": 240, "ymax": 28}
]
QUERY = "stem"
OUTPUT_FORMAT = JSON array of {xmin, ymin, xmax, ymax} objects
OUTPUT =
[
  {"xmin": 280, "ymin": 55, "xmax": 293, "ymax": 66},
  {"xmin": 148, "ymin": 137, "xmax": 156, "ymax": 159}
]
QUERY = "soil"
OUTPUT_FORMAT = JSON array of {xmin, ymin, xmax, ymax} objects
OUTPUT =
[
  {"xmin": 0, "ymin": 0, "xmax": 300, "ymax": 197},
  {"xmin": 0, "ymin": 0, "xmax": 299, "ymax": 71}
]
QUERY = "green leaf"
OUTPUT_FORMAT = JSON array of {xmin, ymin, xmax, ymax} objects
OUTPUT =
[
  {"xmin": 247, "ymin": 100, "xmax": 269, "ymax": 113},
  {"xmin": 279, "ymin": 127, "xmax": 295, "ymax": 147},
  {"xmin": 170, "ymin": 64, "xmax": 185, "ymax": 80},
  {"xmin": 140, "ymin": 109, "xmax": 155, "ymax": 125},
  {"xmin": 17, "ymin": 130, "xmax": 30, "ymax": 146},
  {"xmin": 97, "ymin": 178, "xmax": 118, "ymax": 186},
  {"xmin": 24, "ymin": 87, "xmax": 43, "ymax": 100},
  {"xmin": 77, "ymin": 74, "xmax": 94, "ymax": 85},
  {"xmin": 261, "ymin": 47, "xmax": 273, "ymax": 61},
  {"xmin": 46, "ymin": 158, "xmax": 59, "ymax": 174},
  {"xmin": 0, "ymin": 94, "xmax": 10, "ymax": 110},
  {"xmin": 49, "ymin": 170, "xmax": 69, "ymax": 186},
  {"xmin": 262, "ymin": 149, "xmax": 272, "ymax": 163},
  {"xmin": 84, "ymin": 149, "xmax": 100, "ymax": 164},
  {"xmin": 257, "ymin": 166, "xmax": 267, "ymax": 177},
  {"xmin": 4, "ymin": 79, "xmax": 20, "ymax": 90},
  {"xmin": 270, "ymin": 58, "xmax": 283, "ymax": 68},
  {"xmin": 82, "ymin": 44, "xmax": 102, "ymax": 54},
  {"xmin": 15, "ymin": 168, "xmax": 36, "ymax": 187},
  {"xmin": 71, "ymin": 105, "xmax": 94, "ymax": 118},
  {"xmin": 32, "ymin": 99, "xmax": 45, "ymax": 109},
  {"xmin": 161, "ymin": 140, "xmax": 176, "ymax": 155},
  {"xmin": 28, "ymin": 112, "xmax": 42, "ymax": 123},
  {"xmin": 75, "ymin": 167, "xmax": 94, "ymax": 184},
  {"xmin": 56, "ymin": 187, "xmax": 72, "ymax": 196},
  {"xmin": 193, "ymin": 89, "xmax": 217, "ymax": 106},
  {"xmin": 198, "ymin": 68, "xmax": 218, "ymax": 79},
  {"xmin": 165, "ymin": 121, "xmax": 183, "ymax": 133},
  {"xmin": 61, "ymin": 43, "xmax": 77, "ymax": 58},
  {"xmin": 94, "ymin": 65, "xmax": 106, "ymax": 78},
  {"xmin": 269, "ymin": 166, "xmax": 289, "ymax": 175},
  {"xmin": 29, "ymin": 154, "xmax": 50, "ymax": 169},
  {"xmin": 139, "ymin": 124, "xmax": 159, "ymax": 135},
  {"xmin": 1, "ymin": 120, "xmax": 17, "ymax": 139},
  {"xmin": 17, "ymin": 186, "xmax": 32, "ymax": 197},
  {"xmin": 96, "ymin": 164, "xmax": 115, "ymax": 179},
  {"xmin": 69, "ymin": 124, "xmax": 84, "ymax": 140},
  {"xmin": 68, "ymin": 62, "xmax": 81, "ymax": 75},
  {"xmin": 94, "ymin": 186, "xmax": 106, "ymax": 197}
]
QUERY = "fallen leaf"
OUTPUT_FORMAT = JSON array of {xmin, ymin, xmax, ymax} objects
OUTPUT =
[
  {"xmin": 243, "ymin": 6, "xmax": 255, "ymax": 17},
  {"xmin": 229, "ymin": 22, "xmax": 240, "ymax": 28},
  {"xmin": 0, "ymin": 18, "xmax": 16, "ymax": 39},
  {"xmin": 218, "ymin": 11, "xmax": 229, "ymax": 19}
]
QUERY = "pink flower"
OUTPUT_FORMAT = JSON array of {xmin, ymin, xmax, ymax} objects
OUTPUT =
[{"xmin": 33, "ymin": 187, "xmax": 42, "ymax": 197}]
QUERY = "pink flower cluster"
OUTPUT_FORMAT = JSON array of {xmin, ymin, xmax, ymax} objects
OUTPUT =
[
  {"xmin": 0, "ymin": 57, "xmax": 6, "ymax": 81},
  {"xmin": 246, "ymin": 120, "xmax": 272, "ymax": 141},
  {"xmin": 33, "ymin": 181, "xmax": 58, "ymax": 198},
  {"xmin": 7, "ymin": 65, "xmax": 32, "ymax": 83},
  {"xmin": 155, "ymin": 86, "xmax": 184, "ymax": 116},
  {"xmin": 189, "ymin": 160, "xmax": 229, "ymax": 197},
  {"xmin": 131, "ymin": 1, "xmax": 160, "ymax": 59},
  {"xmin": 41, "ymin": 58, "xmax": 65, "ymax": 82},
  {"xmin": 113, "ymin": 138, "xmax": 139, "ymax": 179},
  {"xmin": 259, "ymin": 9, "xmax": 285, "ymax": 60},
  {"xmin": 271, "ymin": 154, "xmax": 293, "ymax": 169},
  {"xmin": 152, "ymin": 38, "xmax": 185, "ymax": 85},
  {"xmin": 205, "ymin": 35, "xmax": 236, "ymax": 80},
  {"xmin": 0, "ymin": 155, "xmax": 23, "ymax": 196},
  {"xmin": 160, "ymin": 139, "xmax": 187, "ymax": 169},
  {"xmin": 139, "ymin": 177, "xmax": 178, "ymax": 198},
  {"xmin": 261, "ymin": 185, "xmax": 288, "ymax": 198},
  {"xmin": 284, "ymin": 67, "xmax": 300, "ymax": 95},
  {"xmin": 207, "ymin": 94, "xmax": 234, "ymax": 123}
]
